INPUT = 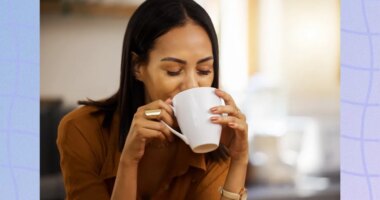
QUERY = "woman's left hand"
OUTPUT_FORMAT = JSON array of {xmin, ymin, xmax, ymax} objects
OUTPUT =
[{"xmin": 210, "ymin": 89, "xmax": 249, "ymax": 163}]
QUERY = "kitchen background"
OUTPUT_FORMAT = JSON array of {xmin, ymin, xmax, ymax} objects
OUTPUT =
[{"xmin": 40, "ymin": 0, "xmax": 340, "ymax": 199}]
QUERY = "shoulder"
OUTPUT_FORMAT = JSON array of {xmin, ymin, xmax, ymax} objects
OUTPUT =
[
  {"xmin": 57, "ymin": 105, "xmax": 105, "ymax": 148},
  {"xmin": 57, "ymin": 106, "xmax": 114, "ymax": 190},
  {"xmin": 59, "ymin": 105, "xmax": 101, "ymax": 126}
]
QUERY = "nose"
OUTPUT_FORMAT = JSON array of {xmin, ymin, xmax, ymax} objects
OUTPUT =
[{"xmin": 181, "ymin": 71, "xmax": 199, "ymax": 90}]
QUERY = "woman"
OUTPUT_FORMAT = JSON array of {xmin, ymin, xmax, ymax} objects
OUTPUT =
[{"xmin": 57, "ymin": 0, "xmax": 249, "ymax": 199}]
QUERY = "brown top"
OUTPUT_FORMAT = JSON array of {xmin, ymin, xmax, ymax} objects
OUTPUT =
[{"xmin": 57, "ymin": 106, "xmax": 230, "ymax": 200}]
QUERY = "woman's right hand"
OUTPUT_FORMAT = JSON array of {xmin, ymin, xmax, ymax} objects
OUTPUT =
[{"xmin": 120, "ymin": 99, "xmax": 175, "ymax": 165}]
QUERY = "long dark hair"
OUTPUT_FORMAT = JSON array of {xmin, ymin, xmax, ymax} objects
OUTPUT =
[{"xmin": 79, "ymin": 0, "xmax": 229, "ymax": 161}]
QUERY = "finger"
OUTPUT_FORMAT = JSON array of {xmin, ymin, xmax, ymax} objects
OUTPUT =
[
  {"xmin": 139, "ymin": 127, "xmax": 166, "ymax": 142},
  {"xmin": 210, "ymin": 105, "xmax": 242, "ymax": 118},
  {"xmin": 144, "ymin": 109, "xmax": 163, "ymax": 120},
  {"xmin": 142, "ymin": 108, "xmax": 175, "ymax": 126},
  {"xmin": 165, "ymin": 98, "xmax": 173, "ymax": 106},
  {"xmin": 140, "ymin": 120, "xmax": 174, "ymax": 142},
  {"xmin": 210, "ymin": 115, "xmax": 237, "ymax": 124},
  {"xmin": 164, "ymin": 98, "xmax": 179, "ymax": 126},
  {"xmin": 156, "ymin": 122, "xmax": 175, "ymax": 142},
  {"xmin": 153, "ymin": 99, "xmax": 174, "ymax": 116},
  {"xmin": 142, "ymin": 99, "xmax": 178, "ymax": 128},
  {"xmin": 138, "ymin": 99, "xmax": 174, "ymax": 117},
  {"xmin": 215, "ymin": 89, "xmax": 237, "ymax": 107},
  {"xmin": 159, "ymin": 109, "xmax": 175, "ymax": 126},
  {"xmin": 227, "ymin": 121, "xmax": 248, "ymax": 135},
  {"xmin": 210, "ymin": 116, "xmax": 247, "ymax": 132}
]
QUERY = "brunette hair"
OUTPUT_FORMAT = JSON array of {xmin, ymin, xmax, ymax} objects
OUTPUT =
[{"xmin": 79, "ymin": 0, "xmax": 229, "ymax": 161}]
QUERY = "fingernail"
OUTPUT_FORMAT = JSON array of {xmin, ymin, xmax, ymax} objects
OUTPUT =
[
  {"xmin": 210, "ymin": 107, "xmax": 217, "ymax": 112},
  {"xmin": 228, "ymin": 122, "xmax": 236, "ymax": 127},
  {"xmin": 210, "ymin": 116, "xmax": 219, "ymax": 121}
]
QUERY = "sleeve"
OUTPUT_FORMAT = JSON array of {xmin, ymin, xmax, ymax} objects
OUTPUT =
[
  {"xmin": 57, "ymin": 119, "xmax": 110, "ymax": 200},
  {"xmin": 187, "ymin": 159, "xmax": 230, "ymax": 200}
]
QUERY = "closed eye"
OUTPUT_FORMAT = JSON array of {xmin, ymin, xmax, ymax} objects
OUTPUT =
[
  {"xmin": 167, "ymin": 70, "xmax": 182, "ymax": 76},
  {"xmin": 198, "ymin": 70, "xmax": 212, "ymax": 76}
]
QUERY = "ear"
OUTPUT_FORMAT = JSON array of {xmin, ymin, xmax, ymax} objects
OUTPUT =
[{"xmin": 132, "ymin": 52, "xmax": 144, "ymax": 81}]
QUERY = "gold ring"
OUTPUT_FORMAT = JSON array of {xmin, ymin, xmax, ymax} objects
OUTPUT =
[{"xmin": 144, "ymin": 109, "xmax": 162, "ymax": 117}]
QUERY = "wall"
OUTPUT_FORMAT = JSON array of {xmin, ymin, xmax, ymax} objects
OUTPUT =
[{"xmin": 41, "ymin": 14, "xmax": 128, "ymax": 106}]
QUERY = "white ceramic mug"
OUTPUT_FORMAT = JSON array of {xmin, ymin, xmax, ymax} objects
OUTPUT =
[{"xmin": 161, "ymin": 87, "xmax": 224, "ymax": 153}]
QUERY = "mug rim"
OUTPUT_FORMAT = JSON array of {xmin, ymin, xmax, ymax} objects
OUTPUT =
[{"xmin": 173, "ymin": 86, "xmax": 216, "ymax": 102}]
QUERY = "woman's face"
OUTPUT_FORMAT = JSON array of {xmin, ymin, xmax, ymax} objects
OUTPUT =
[{"xmin": 135, "ymin": 22, "xmax": 214, "ymax": 102}]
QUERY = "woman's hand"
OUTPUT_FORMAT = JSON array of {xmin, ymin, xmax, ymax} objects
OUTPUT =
[
  {"xmin": 210, "ymin": 89, "xmax": 249, "ymax": 163},
  {"xmin": 120, "ymin": 99, "xmax": 175, "ymax": 165}
]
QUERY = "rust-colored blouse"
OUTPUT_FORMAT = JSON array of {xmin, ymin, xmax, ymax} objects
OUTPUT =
[{"xmin": 57, "ymin": 106, "xmax": 230, "ymax": 200}]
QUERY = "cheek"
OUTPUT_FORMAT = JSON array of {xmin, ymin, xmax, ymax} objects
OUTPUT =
[
  {"xmin": 199, "ymin": 74, "xmax": 214, "ymax": 87},
  {"xmin": 145, "ymin": 78, "xmax": 178, "ymax": 101},
  {"xmin": 152, "ymin": 73, "xmax": 181, "ymax": 92}
]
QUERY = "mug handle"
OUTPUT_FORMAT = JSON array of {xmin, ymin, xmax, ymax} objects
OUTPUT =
[{"xmin": 160, "ymin": 105, "xmax": 189, "ymax": 145}]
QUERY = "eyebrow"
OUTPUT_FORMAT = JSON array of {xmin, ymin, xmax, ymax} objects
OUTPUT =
[{"xmin": 160, "ymin": 56, "xmax": 213, "ymax": 65}]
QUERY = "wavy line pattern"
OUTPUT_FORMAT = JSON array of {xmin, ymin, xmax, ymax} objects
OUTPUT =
[
  {"xmin": 0, "ymin": 0, "xmax": 39, "ymax": 199},
  {"xmin": 341, "ymin": 0, "xmax": 380, "ymax": 199}
]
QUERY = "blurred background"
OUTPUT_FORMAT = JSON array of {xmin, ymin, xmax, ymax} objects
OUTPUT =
[{"xmin": 40, "ymin": 0, "xmax": 340, "ymax": 199}]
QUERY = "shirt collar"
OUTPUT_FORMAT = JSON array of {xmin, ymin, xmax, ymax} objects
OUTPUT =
[{"xmin": 169, "ymin": 139, "xmax": 207, "ymax": 178}]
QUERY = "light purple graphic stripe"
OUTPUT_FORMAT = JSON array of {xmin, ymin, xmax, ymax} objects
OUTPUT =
[
  {"xmin": 341, "ymin": 134, "xmax": 380, "ymax": 142},
  {"xmin": 0, "ymin": 94, "xmax": 39, "ymax": 101},
  {"xmin": 342, "ymin": 28, "xmax": 380, "ymax": 36},
  {"xmin": 341, "ymin": 0, "xmax": 380, "ymax": 199},
  {"xmin": 342, "ymin": 170, "xmax": 380, "ymax": 178},
  {"xmin": 0, "ymin": 129, "xmax": 39, "ymax": 136},
  {"xmin": 0, "ymin": 164, "xmax": 39, "ymax": 172},
  {"xmin": 341, "ymin": 63, "xmax": 380, "ymax": 71},
  {"xmin": 341, "ymin": 98, "xmax": 380, "ymax": 107},
  {"xmin": 0, "ymin": 0, "xmax": 40, "ymax": 199},
  {"xmin": 5, "ymin": 6, "xmax": 22, "ymax": 199},
  {"xmin": 0, "ymin": 59, "xmax": 39, "ymax": 66},
  {"xmin": 358, "ymin": 0, "xmax": 375, "ymax": 198}
]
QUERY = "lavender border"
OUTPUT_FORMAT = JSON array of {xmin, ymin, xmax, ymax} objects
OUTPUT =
[
  {"xmin": 341, "ymin": 0, "xmax": 380, "ymax": 199},
  {"xmin": 0, "ymin": 0, "xmax": 39, "ymax": 199}
]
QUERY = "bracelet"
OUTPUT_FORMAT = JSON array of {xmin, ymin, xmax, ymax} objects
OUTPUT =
[{"xmin": 218, "ymin": 186, "xmax": 247, "ymax": 200}]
